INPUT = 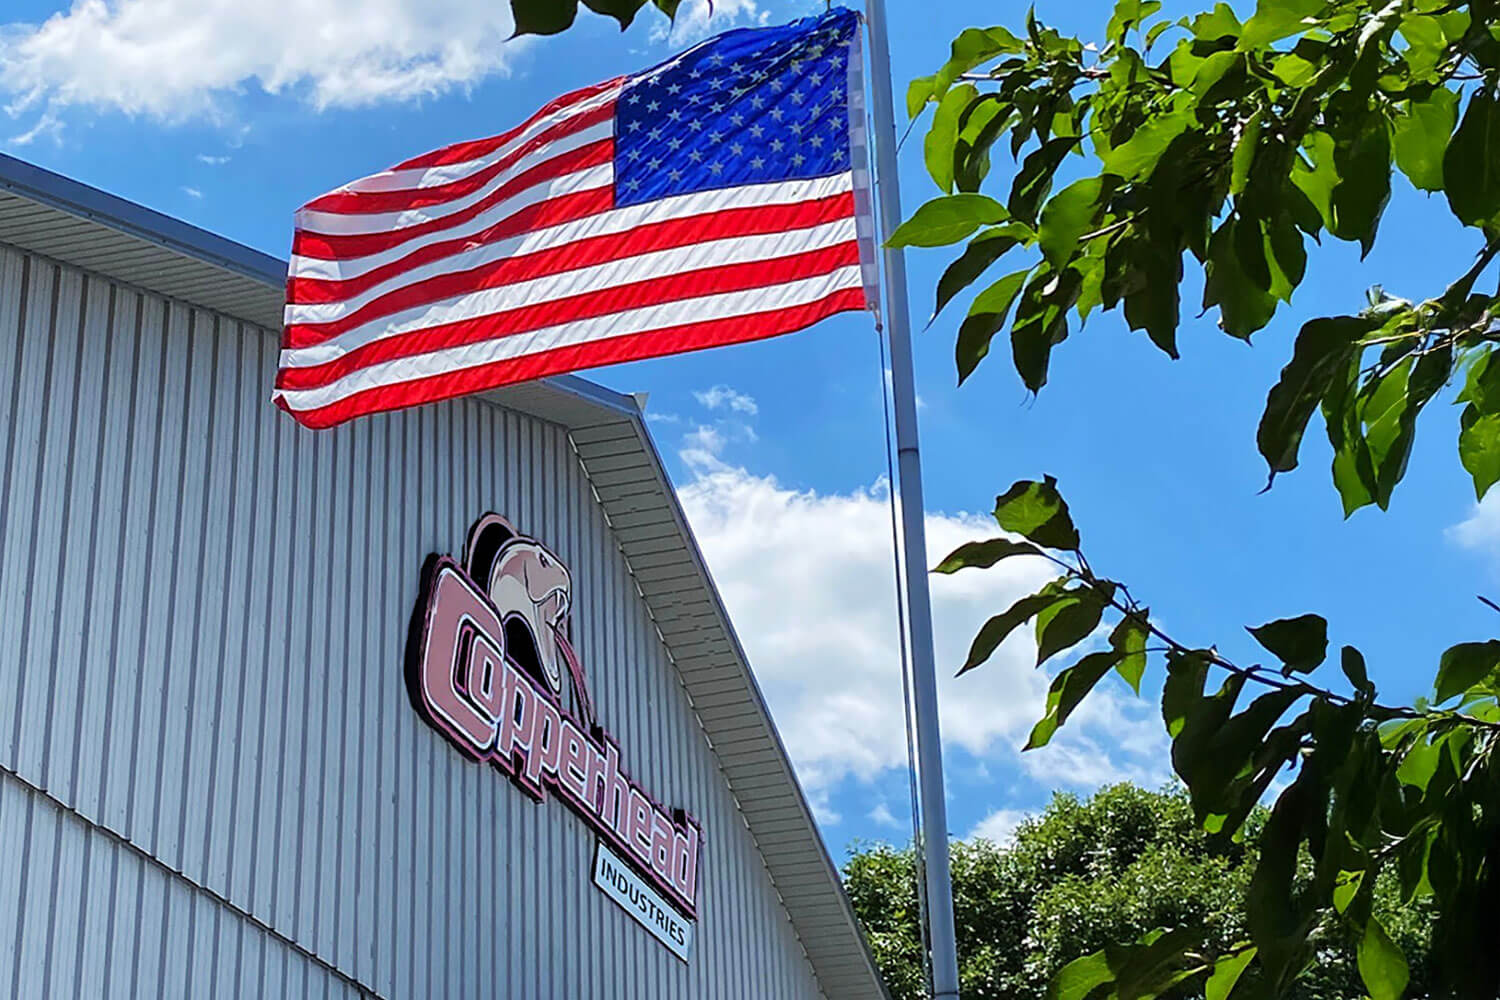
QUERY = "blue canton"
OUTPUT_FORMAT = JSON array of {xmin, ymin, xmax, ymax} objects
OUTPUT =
[{"xmin": 614, "ymin": 8, "xmax": 858, "ymax": 208}]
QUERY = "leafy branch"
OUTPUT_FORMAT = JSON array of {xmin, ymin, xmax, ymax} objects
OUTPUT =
[
  {"xmin": 898, "ymin": 0, "xmax": 1500, "ymax": 515},
  {"xmin": 937, "ymin": 476, "xmax": 1500, "ymax": 1000}
]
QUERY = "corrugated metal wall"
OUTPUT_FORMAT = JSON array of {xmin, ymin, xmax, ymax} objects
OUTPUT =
[{"xmin": 0, "ymin": 244, "xmax": 826, "ymax": 999}]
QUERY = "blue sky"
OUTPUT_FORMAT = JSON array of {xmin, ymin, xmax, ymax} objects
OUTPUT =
[{"xmin": 3, "ymin": 0, "xmax": 1495, "ymax": 855}]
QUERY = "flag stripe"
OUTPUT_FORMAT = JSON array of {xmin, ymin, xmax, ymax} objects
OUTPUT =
[
  {"xmin": 292, "ymin": 152, "xmax": 614, "ymax": 260},
  {"xmin": 386, "ymin": 78, "xmax": 623, "ymax": 174},
  {"xmin": 285, "ymin": 193, "xmax": 857, "ymax": 332},
  {"xmin": 276, "ymin": 286, "xmax": 867, "ymax": 428},
  {"xmin": 278, "ymin": 238, "xmax": 861, "ymax": 388},
  {"xmin": 302, "ymin": 107, "xmax": 614, "ymax": 220}
]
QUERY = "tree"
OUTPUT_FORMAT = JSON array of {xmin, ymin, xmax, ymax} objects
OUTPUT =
[
  {"xmin": 510, "ymin": 1, "xmax": 1500, "ymax": 995},
  {"xmin": 901, "ymin": 2, "xmax": 1500, "ymax": 998},
  {"xmin": 843, "ymin": 783, "xmax": 1432, "ymax": 1000}
]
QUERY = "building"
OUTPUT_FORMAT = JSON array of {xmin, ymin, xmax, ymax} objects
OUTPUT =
[{"xmin": 0, "ymin": 154, "xmax": 889, "ymax": 999}]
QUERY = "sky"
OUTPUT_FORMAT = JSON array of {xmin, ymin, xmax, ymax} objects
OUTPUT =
[{"xmin": 1, "ymin": 0, "xmax": 1495, "ymax": 858}]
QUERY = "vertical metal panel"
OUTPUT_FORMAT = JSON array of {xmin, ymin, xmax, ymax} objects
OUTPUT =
[{"xmin": 0, "ymin": 241, "xmax": 830, "ymax": 999}]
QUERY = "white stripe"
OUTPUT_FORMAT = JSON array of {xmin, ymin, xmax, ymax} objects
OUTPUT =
[
  {"xmin": 289, "ymin": 171, "xmax": 854, "ymax": 283},
  {"xmin": 286, "ymin": 194, "xmax": 857, "ymax": 327},
  {"xmin": 337, "ymin": 84, "xmax": 621, "ymax": 196},
  {"xmin": 275, "ymin": 264, "xmax": 864, "ymax": 412},
  {"xmin": 291, "ymin": 163, "xmax": 615, "ymax": 281},
  {"xmin": 295, "ymin": 120, "xmax": 613, "ymax": 237},
  {"xmin": 282, "ymin": 217, "xmax": 859, "ymax": 361}
]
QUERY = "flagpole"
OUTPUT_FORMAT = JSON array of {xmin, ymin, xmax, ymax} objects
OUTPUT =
[{"xmin": 862, "ymin": 2, "xmax": 962, "ymax": 998}]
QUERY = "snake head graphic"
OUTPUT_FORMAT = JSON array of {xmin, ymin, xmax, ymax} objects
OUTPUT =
[{"xmin": 463, "ymin": 515, "xmax": 591, "ymax": 724}]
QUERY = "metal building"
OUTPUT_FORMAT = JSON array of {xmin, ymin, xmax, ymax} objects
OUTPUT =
[{"xmin": 0, "ymin": 154, "xmax": 888, "ymax": 999}]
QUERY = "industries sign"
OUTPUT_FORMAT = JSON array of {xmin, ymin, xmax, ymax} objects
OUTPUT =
[{"xmin": 407, "ymin": 514, "xmax": 702, "ymax": 945}]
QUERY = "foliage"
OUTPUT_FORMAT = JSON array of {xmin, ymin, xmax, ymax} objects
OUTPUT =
[
  {"xmin": 907, "ymin": 1, "xmax": 1500, "ymax": 997},
  {"xmin": 844, "ymin": 784, "xmax": 1431, "ymax": 1000},
  {"xmin": 901, "ymin": 0, "xmax": 1500, "ymax": 513},
  {"xmin": 507, "ymin": 0, "xmax": 678, "ymax": 37},
  {"xmin": 935, "ymin": 474, "xmax": 1500, "ymax": 999}
]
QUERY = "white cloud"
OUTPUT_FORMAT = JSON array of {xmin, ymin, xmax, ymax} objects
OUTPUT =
[
  {"xmin": 967, "ymin": 807, "xmax": 1029, "ymax": 845},
  {"xmin": 674, "ymin": 447, "xmax": 1169, "ymax": 805},
  {"xmin": 1449, "ymin": 491, "xmax": 1500, "ymax": 557},
  {"xmin": 196, "ymin": 153, "xmax": 229, "ymax": 165},
  {"xmin": 868, "ymin": 801, "xmax": 905, "ymax": 830},
  {"xmin": 0, "ymin": 0, "xmax": 526, "ymax": 123},
  {"xmin": 649, "ymin": 0, "xmax": 770, "ymax": 46},
  {"xmin": 181, "ymin": 185, "xmax": 202, "ymax": 199},
  {"xmin": 694, "ymin": 384, "xmax": 759, "ymax": 416}
]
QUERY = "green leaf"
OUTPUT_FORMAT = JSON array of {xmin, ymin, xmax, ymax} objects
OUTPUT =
[
  {"xmin": 1248, "ymin": 614, "xmax": 1328, "ymax": 675},
  {"xmin": 1257, "ymin": 316, "xmax": 1371, "ymax": 477},
  {"xmin": 1357, "ymin": 918, "xmax": 1410, "ymax": 1000},
  {"xmin": 1011, "ymin": 266, "xmax": 1082, "ymax": 392},
  {"xmin": 1039, "ymin": 177, "xmax": 1108, "ymax": 267},
  {"xmin": 957, "ymin": 268, "xmax": 1031, "ymax": 384},
  {"xmin": 888, "ymin": 194, "xmax": 1010, "ymax": 248},
  {"xmin": 930, "ymin": 26, "xmax": 1026, "ymax": 101},
  {"xmin": 1205, "ymin": 946, "xmax": 1257, "ymax": 1000},
  {"xmin": 1445, "ymin": 90, "xmax": 1500, "ymax": 226},
  {"xmin": 1291, "ymin": 130, "xmax": 1339, "ymax": 232},
  {"xmin": 1026, "ymin": 649, "xmax": 1122, "ymax": 749},
  {"xmin": 1393, "ymin": 88, "xmax": 1459, "ymax": 193},
  {"xmin": 1230, "ymin": 112, "xmax": 1262, "ymax": 197},
  {"xmin": 1121, "ymin": 242, "xmax": 1183, "ymax": 358},
  {"xmin": 1327, "ymin": 95, "xmax": 1392, "ymax": 257},
  {"xmin": 510, "ymin": 0, "xmax": 582, "ymax": 35},
  {"xmin": 1048, "ymin": 950, "xmax": 1113, "ymax": 1000},
  {"xmin": 1239, "ymin": 0, "xmax": 1321, "ymax": 47},
  {"xmin": 1333, "ymin": 869, "xmax": 1365, "ymax": 913},
  {"xmin": 1110, "ymin": 613, "xmax": 1149, "ymax": 693},
  {"xmin": 1035, "ymin": 587, "xmax": 1112, "ymax": 667},
  {"xmin": 1009, "ymin": 137, "xmax": 1080, "ymax": 223},
  {"xmin": 1203, "ymin": 217, "xmax": 1277, "ymax": 339},
  {"xmin": 1459, "ymin": 409, "xmax": 1500, "ymax": 501},
  {"xmin": 933, "ymin": 225, "xmax": 1032, "ymax": 319},
  {"xmin": 1189, "ymin": 4, "xmax": 1242, "ymax": 42},
  {"xmin": 1434, "ymin": 640, "xmax": 1500, "ymax": 702},
  {"xmin": 1162, "ymin": 650, "xmax": 1210, "ymax": 741},
  {"xmin": 933, "ymin": 537, "xmax": 1041, "ymax": 573},
  {"xmin": 961, "ymin": 592, "xmax": 1066, "ymax": 674},
  {"xmin": 907, "ymin": 75, "xmax": 937, "ymax": 119},
  {"xmin": 1107, "ymin": 0, "xmax": 1164, "ymax": 42},
  {"xmin": 926, "ymin": 84, "xmax": 978, "ymax": 194},
  {"xmin": 1101, "ymin": 104, "xmax": 1193, "ymax": 181},
  {"xmin": 994, "ymin": 476, "xmax": 1080, "ymax": 550},
  {"xmin": 1340, "ymin": 645, "xmax": 1370, "ymax": 692}
]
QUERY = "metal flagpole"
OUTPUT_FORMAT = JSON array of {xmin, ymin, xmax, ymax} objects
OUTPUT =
[{"xmin": 862, "ymin": 1, "xmax": 962, "ymax": 998}]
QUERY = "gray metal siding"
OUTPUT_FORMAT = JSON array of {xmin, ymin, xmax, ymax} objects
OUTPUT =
[{"xmin": 0, "ymin": 244, "xmax": 827, "ymax": 999}]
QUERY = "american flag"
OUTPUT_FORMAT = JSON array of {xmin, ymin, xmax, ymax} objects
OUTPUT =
[{"xmin": 274, "ymin": 8, "xmax": 876, "ymax": 428}]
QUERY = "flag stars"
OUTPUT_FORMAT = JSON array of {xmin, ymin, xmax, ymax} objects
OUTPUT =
[
  {"xmin": 668, "ymin": 168, "xmax": 683, "ymax": 181},
  {"xmin": 708, "ymin": 162, "xmax": 724, "ymax": 175},
  {"xmin": 729, "ymin": 142, "xmax": 744, "ymax": 156},
  {"xmin": 667, "ymin": 82, "xmax": 682, "ymax": 94},
  {"xmin": 688, "ymin": 149, "xmax": 704, "ymax": 162},
  {"xmin": 646, "ymin": 100, "xmax": 661, "ymax": 112},
  {"xmin": 750, "ymin": 155, "xmax": 766, "ymax": 169},
  {"xmin": 708, "ymin": 53, "xmax": 725, "ymax": 66},
  {"xmin": 668, "ymin": 108, "xmax": 683, "ymax": 121},
  {"xmin": 809, "ymin": 134, "xmax": 824, "ymax": 148},
  {"xmin": 791, "ymin": 152, "xmax": 805, "ymax": 166}
]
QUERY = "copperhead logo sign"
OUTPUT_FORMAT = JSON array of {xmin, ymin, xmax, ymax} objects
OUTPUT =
[{"xmin": 406, "ymin": 514, "xmax": 703, "ymax": 937}]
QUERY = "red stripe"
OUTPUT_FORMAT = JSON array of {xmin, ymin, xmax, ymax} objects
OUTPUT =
[
  {"xmin": 291, "ymin": 139, "xmax": 614, "ymax": 261},
  {"xmin": 287, "ymin": 192, "xmax": 858, "ymax": 340},
  {"xmin": 390, "ymin": 78, "xmax": 620, "ymax": 172},
  {"xmin": 302, "ymin": 103, "xmax": 613, "ymax": 217},
  {"xmin": 277, "ymin": 242, "xmax": 860, "ymax": 391},
  {"xmin": 277, "ymin": 288, "xmax": 867, "ymax": 428}
]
